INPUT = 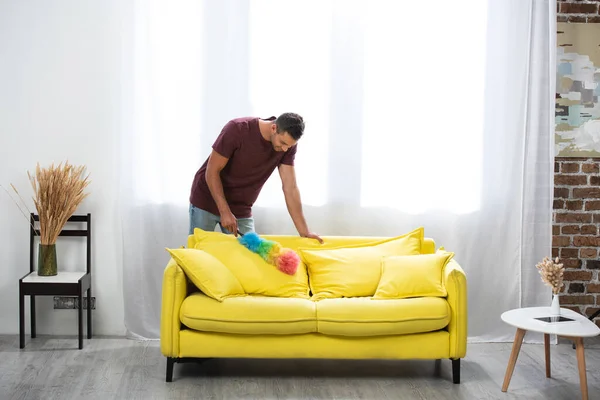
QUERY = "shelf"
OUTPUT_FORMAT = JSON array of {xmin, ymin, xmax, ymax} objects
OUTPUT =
[{"xmin": 22, "ymin": 271, "xmax": 86, "ymax": 284}]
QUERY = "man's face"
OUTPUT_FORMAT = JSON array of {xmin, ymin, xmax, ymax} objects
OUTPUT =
[{"xmin": 270, "ymin": 126, "xmax": 297, "ymax": 152}]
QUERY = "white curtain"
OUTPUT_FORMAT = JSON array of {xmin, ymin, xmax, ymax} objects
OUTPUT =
[{"xmin": 119, "ymin": 0, "xmax": 555, "ymax": 342}]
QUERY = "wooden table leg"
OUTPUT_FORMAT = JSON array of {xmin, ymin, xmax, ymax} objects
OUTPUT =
[
  {"xmin": 502, "ymin": 328, "xmax": 526, "ymax": 392},
  {"xmin": 574, "ymin": 337, "xmax": 588, "ymax": 400},
  {"xmin": 544, "ymin": 333, "xmax": 550, "ymax": 378}
]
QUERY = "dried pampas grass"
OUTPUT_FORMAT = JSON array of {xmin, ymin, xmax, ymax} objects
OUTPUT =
[
  {"xmin": 3, "ymin": 162, "xmax": 90, "ymax": 244},
  {"xmin": 536, "ymin": 256, "xmax": 564, "ymax": 295}
]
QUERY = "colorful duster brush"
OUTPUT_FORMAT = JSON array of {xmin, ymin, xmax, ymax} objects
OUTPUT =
[{"xmin": 238, "ymin": 232, "xmax": 300, "ymax": 275}]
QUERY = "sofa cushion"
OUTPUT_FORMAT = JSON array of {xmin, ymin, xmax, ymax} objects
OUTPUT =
[
  {"xmin": 189, "ymin": 234, "xmax": 437, "ymax": 255},
  {"xmin": 299, "ymin": 227, "xmax": 424, "ymax": 300},
  {"xmin": 180, "ymin": 292, "xmax": 317, "ymax": 335},
  {"xmin": 316, "ymin": 296, "xmax": 450, "ymax": 336},
  {"xmin": 265, "ymin": 235, "xmax": 437, "ymax": 256},
  {"xmin": 166, "ymin": 248, "xmax": 245, "ymax": 301},
  {"xmin": 192, "ymin": 228, "xmax": 310, "ymax": 298},
  {"xmin": 373, "ymin": 252, "xmax": 455, "ymax": 300}
]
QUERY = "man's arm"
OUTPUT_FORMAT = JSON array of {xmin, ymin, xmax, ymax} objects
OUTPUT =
[
  {"xmin": 205, "ymin": 150, "xmax": 238, "ymax": 235},
  {"xmin": 279, "ymin": 164, "xmax": 323, "ymax": 243}
]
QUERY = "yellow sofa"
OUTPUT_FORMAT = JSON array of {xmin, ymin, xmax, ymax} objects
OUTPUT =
[{"xmin": 160, "ymin": 230, "xmax": 467, "ymax": 383}]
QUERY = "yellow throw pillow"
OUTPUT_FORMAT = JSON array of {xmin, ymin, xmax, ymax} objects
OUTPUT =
[
  {"xmin": 373, "ymin": 252, "xmax": 455, "ymax": 299},
  {"xmin": 299, "ymin": 227, "xmax": 424, "ymax": 300},
  {"xmin": 166, "ymin": 247, "xmax": 245, "ymax": 302},
  {"xmin": 187, "ymin": 234, "xmax": 197, "ymax": 249},
  {"xmin": 192, "ymin": 228, "xmax": 310, "ymax": 298}
]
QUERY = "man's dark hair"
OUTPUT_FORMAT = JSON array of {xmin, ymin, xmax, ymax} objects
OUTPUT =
[{"xmin": 275, "ymin": 112, "xmax": 304, "ymax": 141}]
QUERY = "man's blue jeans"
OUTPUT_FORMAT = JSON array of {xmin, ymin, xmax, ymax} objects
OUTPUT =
[{"xmin": 188, "ymin": 204, "xmax": 255, "ymax": 235}]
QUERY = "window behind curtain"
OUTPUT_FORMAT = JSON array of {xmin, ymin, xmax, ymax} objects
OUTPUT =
[
  {"xmin": 131, "ymin": 0, "xmax": 487, "ymax": 214},
  {"xmin": 249, "ymin": 0, "xmax": 332, "ymax": 208},
  {"xmin": 360, "ymin": 0, "xmax": 487, "ymax": 214}
]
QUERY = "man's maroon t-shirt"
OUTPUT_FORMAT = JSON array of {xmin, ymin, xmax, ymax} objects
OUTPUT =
[{"xmin": 189, "ymin": 116, "xmax": 297, "ymax": 219}]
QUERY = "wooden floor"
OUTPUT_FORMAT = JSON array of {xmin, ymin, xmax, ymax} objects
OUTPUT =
[{"xmin": 1, "ymin": 335, "xmax": 600, "ymax": 400}]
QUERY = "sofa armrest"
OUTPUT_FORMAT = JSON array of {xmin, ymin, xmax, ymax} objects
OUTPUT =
[
  {"xmin": 444, "ymin": 259, "xmax": 467, "ymax": 358},
  {"xmin": 160, "ymin": 258, "xmax": 188, "ymax": 357}
]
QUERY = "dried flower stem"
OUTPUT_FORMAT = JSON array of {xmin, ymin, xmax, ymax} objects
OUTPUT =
[
  {"xmin": 536, "ymin": 256, "xmax": 565, "ymax": 295},
  {"xmin": 1, "ymin": 184, "xmax": 35, "ymax": 231},
  {"xmin": 3, "ymin": 162, "xmax": 90, "ymax": 244}
]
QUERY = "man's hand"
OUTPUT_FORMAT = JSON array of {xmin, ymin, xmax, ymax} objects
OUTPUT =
[
  {"xmin": 220, "ymin": 210, "xmax": 238, "ymax": 236},
  {"xmin": 301, "ymin": 231, "xmax": 324, "ymax": 244}
]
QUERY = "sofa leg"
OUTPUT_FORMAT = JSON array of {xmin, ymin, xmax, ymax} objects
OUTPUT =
[
  {"xmin": 451, "ymin": 358, "xmax": 460, "ymax": 384},
  {"xmin": 434, "ymin": 359, "xmax": 442, "ymax": 376},
  {"xmin": 166, "ymin": 357, "xmax": 176, "ymax": 382}
]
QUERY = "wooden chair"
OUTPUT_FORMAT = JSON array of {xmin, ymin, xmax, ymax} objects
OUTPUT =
[{"xmin": 19, "ymin": 213, "xmax": 92, "ymax": 349}]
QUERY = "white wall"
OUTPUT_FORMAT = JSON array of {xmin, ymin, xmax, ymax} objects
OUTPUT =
[{"xmin": 0, "ymin": 1, "xmax": 126, "ymax": 336}]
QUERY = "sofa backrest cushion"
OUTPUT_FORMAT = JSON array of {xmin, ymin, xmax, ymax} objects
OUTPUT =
[
  {"xmin": 259, "ymin": 235, "xmax": 435, "ymax": 254},
  {"xmin": 298, "ymin": 227, "xmax": 424, "ymax": 300},
  {"xmin": 188, "ymin": 232, "xmax": 436, "ymax": 255},
  {"xmin": 191, "ymin": 228, "xmax": 310, "ymax": 298}
]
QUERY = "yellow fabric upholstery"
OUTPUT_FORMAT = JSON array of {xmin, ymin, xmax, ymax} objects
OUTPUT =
[
  {"xmin": 263, "ymin": 235, "xmax": 436, "ymax": 254},
  {"xmin": 373, "ymin": 252, "xmax": 454, "ymax": 299},
  {"xmin": 180, "ymin": 292, "xmax": 317, "ymax": 335},
  {"xmin": 187, "ymin": 234, "xmax": 197, "ymax": 249},
  {"xmin": 316, "ymin": 297, "xmax": 450, "ymax": 336},
  {"xmin": 179, "ymin": 330, "xmax": 450, "ymax": 360},
  {"xmin": 444, "ymin": 259, "xmax": 468, "ymax": 358},
  {"xmin": 192, "ymin": 228, "xmax": 310, "ymax": 298},
  {"xmin": 166, "ymin": 248, "xmax": 245, "ymax": 302},
  {"xmin": 422, "ymin": 238, "xmax": 435, "ymax": 255},
  {"xmin": 299, "ymin": 227, "xmax": 424, "ymax": 300},
  {"xmin": 160, "ymin": 233, "xmax": 468, "ymax": 368},
  {"xmin": 160, "ymin": 259, "xmax": 187, "ymax": 357}
]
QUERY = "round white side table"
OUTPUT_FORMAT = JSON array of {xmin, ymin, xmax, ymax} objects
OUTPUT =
[{"xmin": 501, "ymin": 306, "xmax": 600, "ymax": 400}]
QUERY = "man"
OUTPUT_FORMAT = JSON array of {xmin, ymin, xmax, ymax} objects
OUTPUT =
[{"xmin": 189, "ymin": 112, "xmax": 323, "ymax": 243}]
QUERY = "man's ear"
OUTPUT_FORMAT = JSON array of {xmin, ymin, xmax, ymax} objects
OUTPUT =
[{"xmin": 271, "ymin": 123, "xmax": 277, "ymax": 134}]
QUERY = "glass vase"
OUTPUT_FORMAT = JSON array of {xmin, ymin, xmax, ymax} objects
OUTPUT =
[
  {"xmin": 550, "ymin": 293, "xmax": 560, "ymax": 316},
  {"xmin": 38, "ymin": 244, "xmax": 57, "ymax": 276}
]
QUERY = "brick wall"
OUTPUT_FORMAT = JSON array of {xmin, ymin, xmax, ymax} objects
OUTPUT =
[
  {"xmin": 555, "ymin": 3, "xmax": 600, "ymax": 325},
  {"xmin": 558, "ymin": 0, "xmax": 600, "ymax": 23},
  {"xmin": 553, "ymin": 160, "xmax": 600, "ymax": 316}
]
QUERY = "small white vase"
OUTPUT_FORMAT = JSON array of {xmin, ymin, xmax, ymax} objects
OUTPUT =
[{"xmin": 550, "ymin": 294, "xmax": 561, "ymax": 316}]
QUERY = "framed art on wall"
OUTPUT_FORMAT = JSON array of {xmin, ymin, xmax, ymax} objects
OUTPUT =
[{"xmin": 556, "ymin": 22, "xmax": 600, "ymax": 157}]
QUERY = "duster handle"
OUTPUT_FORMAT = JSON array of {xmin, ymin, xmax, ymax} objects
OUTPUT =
[{"xmin": 217, "ymin": 222, "xmax": 244, "ymax": 237}]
